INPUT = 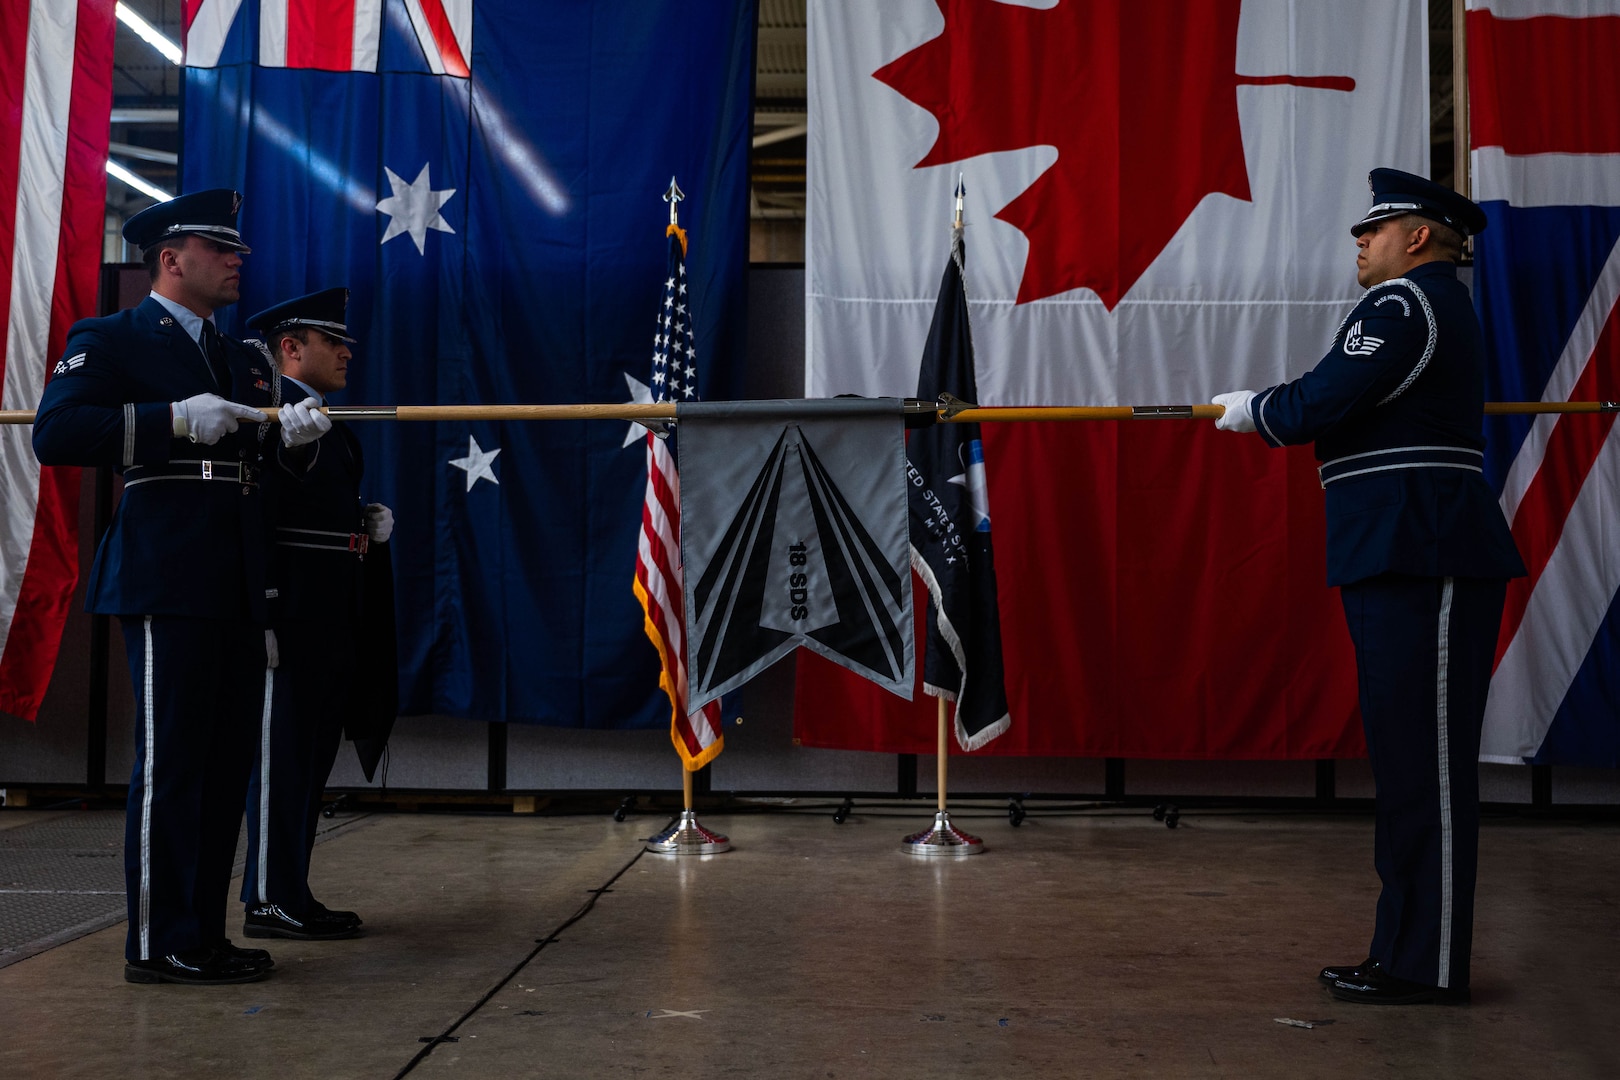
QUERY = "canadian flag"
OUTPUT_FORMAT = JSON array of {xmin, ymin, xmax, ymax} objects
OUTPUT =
[
  {"xmin": 800, "ymin": 0, "xmax": 1430, "ymax": 757},
  {"xmin": 0, "ymin": 0, "xmax": 115, "ymax": 720}
]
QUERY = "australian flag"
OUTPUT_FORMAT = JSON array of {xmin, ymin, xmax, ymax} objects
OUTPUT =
[
  {"xmin": 181, "ymin": 1, "xmax": 757, "ymax": 727},
  {"xmin": 907, "ymin": 221, "xmax": 1011, "ymax": 750}
]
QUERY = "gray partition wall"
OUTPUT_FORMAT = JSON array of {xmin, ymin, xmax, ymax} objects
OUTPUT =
[{"xmin": 3, "ymin": 266, "xmax": 1615, "ymax": 806}]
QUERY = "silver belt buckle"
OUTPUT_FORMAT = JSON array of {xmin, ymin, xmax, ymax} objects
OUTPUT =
[{"xmin": 202, "ymin": 460, "xmax": 213, "ymax": 481}]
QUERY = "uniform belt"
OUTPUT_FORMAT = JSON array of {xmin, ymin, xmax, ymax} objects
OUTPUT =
[
  {"xmin": 1318, "ymin": 445, "xmax": 1484, "ymax": 487},
  {"xmin": 276, "ymin": 527, "xmax": 368, "ymax": 558},
  {"xmin": 124, "ymin": 459, "xmax": 259, "ymax": 487}
]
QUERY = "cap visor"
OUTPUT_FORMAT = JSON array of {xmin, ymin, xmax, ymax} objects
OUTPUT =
[{"xmin": 1350, "ymin": 209, "xmax": 1406, "ymax": 237}]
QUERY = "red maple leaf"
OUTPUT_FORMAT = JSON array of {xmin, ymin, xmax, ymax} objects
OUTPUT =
[{"xmin": 874, "ymin": 0, "xmax": 1353, "ymax": 308}]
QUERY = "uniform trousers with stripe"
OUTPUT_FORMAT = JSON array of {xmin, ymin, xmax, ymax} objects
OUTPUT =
[
  {"xmin": 1340, "ymin": 573, "xmax": 1508, "ymax": 991},
  {"xmin": 242, "ymin": 621, "xmax": 355, "ymax": 913},
  {"xmin": 119, "ymin": 616, "xmax": 268, "ymax": 962}
]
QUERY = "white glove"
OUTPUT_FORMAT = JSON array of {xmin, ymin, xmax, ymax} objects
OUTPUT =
[
  {"xmin": 170, "ymin": 394, "xmax": 268, "ymax": 445},
  {"xmin": 264, "ymin": 629, "xmax": 280, "ymax": 670},
  {"xmin": 1212, "ymin": 390, "xmax": 1258, "ymax": 434},
  {"xmin": 279, "ymin": 397, "xmax": 332, "ymax": 448},
  {"xmin": 363, "ymin": 503, "xmax": 394, "ymax": 543}
]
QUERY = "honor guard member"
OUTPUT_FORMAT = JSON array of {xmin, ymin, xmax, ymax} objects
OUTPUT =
[
  {"xmin": 1211, "ymin": 169, "xmax": 1526, "ymax": 1005},
  {"xmin": 31, "ymin": 190, "xmax": 332, "ymax": 985},
  {"xmin": 241, "ymin": 288, "xmax": 393, "ymax": 941}
]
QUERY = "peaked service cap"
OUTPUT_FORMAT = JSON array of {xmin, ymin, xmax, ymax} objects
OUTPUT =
[
  {"xmin": 122, "ymin": 188, "xmax": 251, "ymax": 253},
  {"xmin": 247, "ymin": 287, "xmax": 357, "ymax": 343},
  {"xmin": 1350, "ymin": 168, "xmax": 1488, "ymax": 239}
]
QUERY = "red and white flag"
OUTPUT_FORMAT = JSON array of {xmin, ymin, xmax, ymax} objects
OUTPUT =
[
  {"xmin": 0, "ymin": 0, "xmax": 115, "ymax": 721},
  {"xmin": 801, "ymin": 0, "xmax": 1429, "ymax": 757},
  {"xmin": 184, "ymin": 0, "xmax": 471, "ymax": 76},
  {"xmin": 1470, "ymin": 0, "xmax": 1620, "ymax": 765}
]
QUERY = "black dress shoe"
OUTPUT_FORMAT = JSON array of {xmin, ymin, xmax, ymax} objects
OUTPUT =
[
  {"xmin": 244, "ymin": 903, "xmax": 361, "ymax": 940},
  {"xmin": 1330, "ymin": 965, "xmax": 1470, "ymax": 1005},
  {"xmin": 1318, "ymin": 957, "xmax": 1377, "ymax": 986},
  {"xmin": 309, "ymin": 899, "xmax": 363, "ymax": 928},
  {"xmin": 125, "ymin": 947, "xmax": 270, "ymax": 985},
  {"xmin": 211, "ymin": 938, "xmax": 274, "ymax": 969}
]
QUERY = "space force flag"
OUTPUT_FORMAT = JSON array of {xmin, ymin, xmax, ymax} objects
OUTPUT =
[
  {"xmin": 679, "ymin": 398, "xmax": 915, "ymax": 708},
  {"xmin": 909, "ymin": 223, "xmax": 1012, "ymax": 751}
]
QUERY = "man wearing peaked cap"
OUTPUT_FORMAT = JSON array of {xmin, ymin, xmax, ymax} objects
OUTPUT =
[
  {"xmin": 1210, "ymin": 169, "xmax": 1525, "ymax": 1005},
  {"xmin": 32, "ymin": 189, "xmax": 331, "ymax": 986},
  {"xmin": 239, "ymin": 288, "xmax": 395, "ymax": 943}
]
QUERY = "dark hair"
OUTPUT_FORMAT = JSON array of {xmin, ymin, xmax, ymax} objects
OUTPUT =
[
  {"xmin": 141, "ymin": 237, "xmax": 186, "ymax": 281},
  {"xmin": 271, "ymin": 325, "xmax": 311, "ymax": 358},
  {"xmin": 1399, "ymin": 214, "xmax": 1465, "ymax": 262}
]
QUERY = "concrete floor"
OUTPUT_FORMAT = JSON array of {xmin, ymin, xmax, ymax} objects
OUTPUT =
[{"xmin": 1, "ymin": 804, "xmax": 1617, "ymax": 1079}]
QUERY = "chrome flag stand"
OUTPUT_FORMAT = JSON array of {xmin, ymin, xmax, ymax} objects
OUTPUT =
[
  {"xmin": 901, "ymin": 698, "xmax": 983, "ymax": 856},
  {"xmin": 647, "ymin": 766, "xmax": 730, "ymax": 855}
]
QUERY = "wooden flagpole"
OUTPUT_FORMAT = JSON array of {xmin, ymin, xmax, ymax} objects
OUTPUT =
[{"xmin": 6, "ymin": 400, "xmax": 1616, "ymax": 427}]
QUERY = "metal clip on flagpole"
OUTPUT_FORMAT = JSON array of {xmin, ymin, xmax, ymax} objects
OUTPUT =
[
  {"xmin": 902, "ymin": 697, "xmax": 983, "ymax": 856},
  {"xmin": 647, "ymin": 761, "xmax": 730, "ymax": 855}
]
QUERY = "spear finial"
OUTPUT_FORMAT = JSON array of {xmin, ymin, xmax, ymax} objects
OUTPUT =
[
  {"xmin": 953, "ymin": 173, "xmax": 965, "ymax": 230},
  {"xmin": 664, "ymin": 176, "xmax": 685, "ymax": 226}
]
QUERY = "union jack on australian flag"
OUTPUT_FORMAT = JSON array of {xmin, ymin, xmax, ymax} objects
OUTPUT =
[
  {"xmin": 635, "ymin": 208, "xmax": 724, "ymax": 769},
  {"xmin": 181, "ymin": 1, "xmax": 756, "ymax": 729},
  {"xmin": 1470, "ymin": 0, "xmax": 1620, "ymax": 766}
]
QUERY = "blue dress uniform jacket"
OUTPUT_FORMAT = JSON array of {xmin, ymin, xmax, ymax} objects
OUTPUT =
[
  {"xmin": 1248, "ymin": 258, "xmax": 1524, "ymax": 993},
  {"xmin": 244, "ymin": 381, "xmax": 367, "ymax": 915},
  {"xmin": 32, "ymin": 296, "xmax": 277, "ymax": 620},
  {"xmin": 32, "ymin": 295, "xmax": 276, "ymax": 964},
  {"xmin": 1250, "ymin": 260, "xmax": 1524, "ymax": 586}
]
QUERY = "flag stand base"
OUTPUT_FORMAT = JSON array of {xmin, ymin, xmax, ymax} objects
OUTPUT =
[
  {"xmin": 646, "ymin": 810, "xmax": 731, "ymax": 855},
  {"xmin": 900, "ymin": 810, "xmax": 983, "ymax": 856}
]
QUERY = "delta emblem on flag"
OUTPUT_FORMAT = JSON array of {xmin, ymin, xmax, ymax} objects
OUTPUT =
[
  {"xmin": 799, "ymin": 0, "xmax": 1430, "ymax": 757},
  {"xmin": 1471, "ymin": 0, "xmax": 1620, "ymax": 766}
]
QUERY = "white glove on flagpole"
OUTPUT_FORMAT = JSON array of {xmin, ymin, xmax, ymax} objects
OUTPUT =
[
  {"xmin": 363, "ymin": 503, "xmax": 394, "ymax": 543},
  {"xmin": 1212, "ymin": 390, "xmax": 1258, "ymax": 434},
  {"xmin": 280, "ymin": 397, "xmax": 333, "ymax": 447},
  {"xmin": 170, "ymin": 394, "xmax": 268, "ymax": 445}
]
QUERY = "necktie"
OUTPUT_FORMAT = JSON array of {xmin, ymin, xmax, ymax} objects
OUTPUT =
[{"xmin": 202, "ymin": 321, "xmax": 231, "ymax": 394}]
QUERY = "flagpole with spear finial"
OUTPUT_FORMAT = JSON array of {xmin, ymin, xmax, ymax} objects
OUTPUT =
[
  {"xmin": 901, "ymin": 173, "xmax": 985, "ymax": 857},
  {"xmin": 644, "ymin": 175, "xmax": 730, "ymax": 856}
]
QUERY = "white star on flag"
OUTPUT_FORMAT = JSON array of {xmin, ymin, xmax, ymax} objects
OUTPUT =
[
  {"xmin": 377, "ymin": 163, "xmax": 457, "ymax": 254},
  {"xmin": 621, "ymin": 370, "xmax": 654, "ymax": 448},
  {"xmin": 450, "ymin": 435, "xmax": 501, "ymax": 491}
]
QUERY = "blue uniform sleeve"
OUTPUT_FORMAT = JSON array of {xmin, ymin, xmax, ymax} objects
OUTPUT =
[
  {"xmin": 32, "ymin": 326, "xmax": 174, "ymax": 468},
  {"xmin": 1252, "ymin": 280, "xmax": 1434, "ymax": 447}
]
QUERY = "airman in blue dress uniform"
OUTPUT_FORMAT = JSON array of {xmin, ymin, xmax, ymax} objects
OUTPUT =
[
  {"xmin": 1213, "ymin": 168, "xmax": 1526, "ymax": 1005},
  {"xmin": 239, "ymin": 288, "xmax": 391, "ymax": 941},
  {"xmin": 32, "ymin": 190, "xmax": 331, "ymax": 985}
]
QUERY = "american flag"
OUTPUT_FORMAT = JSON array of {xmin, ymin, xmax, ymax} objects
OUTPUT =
[
  {"xmin": 634, "ymin": 224, "xmax": 723, "ymax": 769},
  {"xmin": 1471, "ymin": 0, "xmax": 1620, "ymax": 765},
  {"xmin": 0, "ymin": 0, "xmax": 115, "ymax": 721}
]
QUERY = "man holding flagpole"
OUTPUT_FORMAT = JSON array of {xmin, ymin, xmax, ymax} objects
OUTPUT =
[
  {"xmin": 32, "ymin": 191, "xmax": 331, "ymax": 984},
  {"xmin": 1212, "ymin": 168, "xmax": 1525, "ymax": 1005}
]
